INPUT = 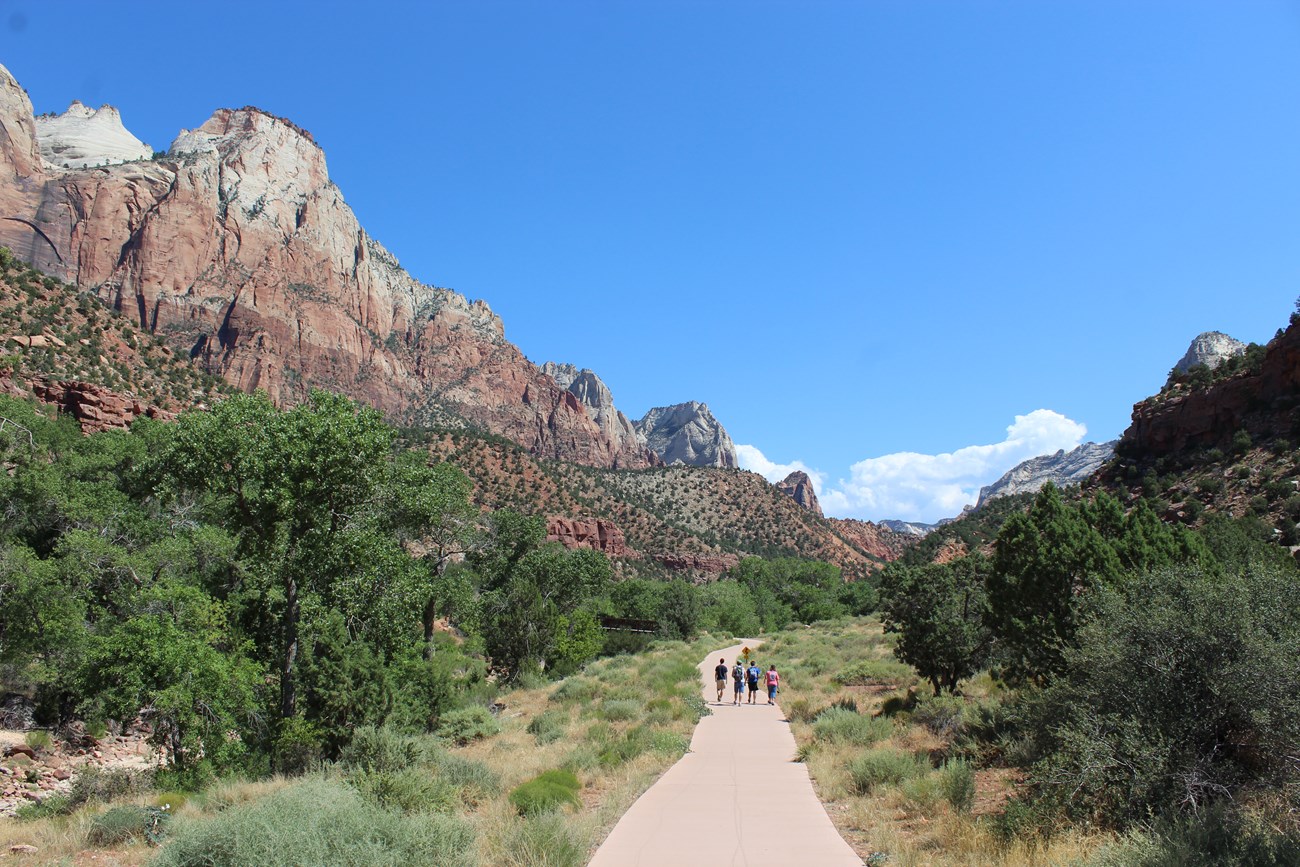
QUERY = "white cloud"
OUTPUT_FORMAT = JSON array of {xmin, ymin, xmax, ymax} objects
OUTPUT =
[
  {"xmin": 735, "ymin": 444, "xmax": 828, "ymax": 493},
  {"xmin": 739, "ymin": 409, "xmax": 1088, "ymax": 524}
]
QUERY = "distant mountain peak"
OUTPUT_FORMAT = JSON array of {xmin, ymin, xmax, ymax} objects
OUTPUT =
[{"xmin": 634, "ymin": 402, "xmax": 737, "ymax": 468}]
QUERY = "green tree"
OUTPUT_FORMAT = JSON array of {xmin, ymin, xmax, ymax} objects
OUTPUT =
[
  {"xmin": 160, "ymin": 391, "xmax": 395, "ymax": 720},
  {"xmin": 878, "ymin": 555, "xmax": 991, "ymax": 695},
  {"xmin": 376, "ymin": 453, "xmax": 476, "ymax": 651},
  {"xmin": 75, "ymin": 581, "xmax": 262, "ymax": 773},
  {"xmin": 987, "ymin": 483, "xmax": 1123, "ymax": 684}
]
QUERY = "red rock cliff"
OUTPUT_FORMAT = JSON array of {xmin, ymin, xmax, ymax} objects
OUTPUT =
[{"xmin": 0, "ymin": 64, "xmax": 655, "ymax": 469}]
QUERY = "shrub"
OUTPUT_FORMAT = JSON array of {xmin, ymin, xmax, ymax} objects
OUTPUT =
[
  {"xmin": 600, "ymin": 699, "xmax": 642, "ymax": 722},
  {"xmin": 87, "ymin": 804, "xmax": 168, "ymax": 846},
  {"xmin": 339, "ymin": 725, "xmax": 429, "ymax": 774},
  {"xmin": 1084, "ymin": 806, "xmax": 1300, "ymax": 866},
  {"xmin": 152, "ymin": 778, "xmax": 474, "ymax": 867},
  {"xmin": 428, "ymin": 751, "xmax": 500, "ymax": 805},
  {"xmin": 1020, "ymin": 565, "xmax": 1300, "ymax": 828},
  {"xmin": 351, "ymin": 767, "xmax": 457, "ymax": 814},
  {"xmin": 682, "ymin": 694, "xmax": 711, "ymax": 722},
  {"xmin": 508, "ymin": 771, "xmax": 582, "ymax": 816},
  {"xmin": 549, "ymin": 677, "xmax": 599, "ymax": 704},
  {"xmin": 812, "ymin": 708, "xmax": 893, "ymax": 746},
  {"xmin": 494, "ymin": 813, "xmax": 587, "ymax": 867},
  {"xmin": 784, "ymin": 698, "xmax": 819, "ymax": 723},
  {"xmin": 527, "ymin": 710, "xmax": 568, "ymax": 745},
  {"xmin": 848, "ymin": 748, "xmax": 929, "ymax": 795},
  {"xmin": 831, "ymin": 658, "xmax": 913, "ymax": 686},
  {"xmin": 940, "ymin": 759, "xmax": 975, "ymax": 813},
  {"xmin": 436, "ymin": 706, "xmax": 501, "ymax": 745},
  {"xmin": 598, "ymin": 726, "xmax": 654, "ymax": 767},
  {"xmin": 272, "ymin": 717, "xmax": 323, "ymax": 775},
  {"xmin": 23, "ymin": 730, "xmax": 52, "ymax": 752},
  {"xmin": 911, "ymin": 694, "xmax": 967, "ymax": 737},
  {"xmin": 66, "ymin": 766, "xmax": 152, "ymax": 810}
]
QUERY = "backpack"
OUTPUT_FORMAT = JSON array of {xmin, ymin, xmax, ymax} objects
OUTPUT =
[{"xmin": 733, "ymin": 664, "xmax": 744, "ymax": 681}]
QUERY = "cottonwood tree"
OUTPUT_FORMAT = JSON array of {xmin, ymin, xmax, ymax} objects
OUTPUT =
[{"xmin": 161, "ymin": 391, "xmax": 394, "ymax": 721}]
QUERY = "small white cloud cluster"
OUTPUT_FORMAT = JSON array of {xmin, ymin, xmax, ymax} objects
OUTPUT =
[{"xmin": 737, "ymin": 409, "xmax": 1087, "ymax": 524}]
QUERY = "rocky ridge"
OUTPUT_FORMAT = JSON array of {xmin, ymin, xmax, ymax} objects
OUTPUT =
[
  {"xmin": 1173, "ymin": 331, "xmax": 1247, "ymax": 374},
  {"xmin": 542, "ymin": 362, "xmax": 654, "ymax": 468},
  {"xmin": 634, "ymin": 401, "xmax": 738, "ymax": 468},
  {"xmin": 777, "ymin": 470, "xmax": 822, "ymax": 516},
  {"xmin": 975, "ymin": 441, "xmax": 1117, "ymax": 508},
  {"xmin": 0, "ymin": 63, "xmax": 653, "ymax": 469}
]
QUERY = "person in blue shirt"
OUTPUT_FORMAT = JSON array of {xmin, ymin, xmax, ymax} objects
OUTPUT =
[{"xmin": 746, "ymin": 661, "xmax": 762, "ymax": 704}]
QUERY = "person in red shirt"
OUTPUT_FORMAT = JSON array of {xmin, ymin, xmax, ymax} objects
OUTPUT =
[{"xmin": 765, "ymin": 665, "xmax": 780, "ymax": 705}]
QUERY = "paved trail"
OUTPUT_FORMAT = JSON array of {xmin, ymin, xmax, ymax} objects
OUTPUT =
[{"xmin": 588, "ymin": 641, "xmax": 863, "ymax": 867}]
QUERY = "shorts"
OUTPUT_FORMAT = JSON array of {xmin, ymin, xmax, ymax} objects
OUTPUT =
[
  {"xmin": 747, "ymin": 680, "xmax": 759, "ymax": 693},
  {"xmin": 733, "ymin": 681, "xmax": 744, "ymax": 693},
  {"xmin": 716, "ymin": 679, "xmax": 726, "ymax": 690}
]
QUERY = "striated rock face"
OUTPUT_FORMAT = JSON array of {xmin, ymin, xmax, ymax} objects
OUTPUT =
[
  {"xmin": 546, "ymin": 517, "xmax": 630, "ymax": 557},
  {"xmin": 634, "ymin": 402, "xmax": 737, "ymax": 468},
  {"xmin": 976, "ymin": 441, "xmax": 1116, "ymax": 508},
  {"xmin": 36, "ymin": 101, "xmax": 152, "ymax": 169},
  {"xmin": 1120, "ymin": 321, "xmax": 1300, "ymax": 459},
  {"xmin": 878, "ymin": 519, "xmax": 939, "ymax": 538},
  {"xmin": 1173, "ymin": 331, "xmax": 1247, "ymax": 374},
  {"xmin": 0, "ymin": 64, "xmax": 652, "ymax": 469},
  {"xmin": 827, "ymin": 518, "xmax": 914, "ymax": 562},
  {"xmin": 776, "ymin": 470, "xmax": 822, "ymax": 517},
  {"xmin": 541, "ymin": 362, "xmax": 655, "ymax": 469}
]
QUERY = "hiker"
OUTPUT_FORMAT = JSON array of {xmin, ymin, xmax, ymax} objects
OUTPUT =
[
  {"xmin": 714, "ymin": 658, "xmax": 728, "ymax": 703},
  {"xmin": 732, "ymin": 660, "xmax": 746, "ymax": 705},
  {"xmin": 746, "ymin": 660, "xmax": 761, "ymax": 704},
  {"xmin": 766, "ymin": 664, "xmax": 780, "ymax": 705}
]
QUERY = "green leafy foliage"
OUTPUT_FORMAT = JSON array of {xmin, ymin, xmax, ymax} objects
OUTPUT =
[
  {"xmin": 1016, "ymin": 564, "xmax": 1300, "ymax": 829},
  {"xmin": 878, "ymin": 555, "xmax": 991, "ymax": 694}
]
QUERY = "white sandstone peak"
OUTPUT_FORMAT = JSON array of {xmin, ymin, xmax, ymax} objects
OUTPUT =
[{"xmin": 35, "ymin": 100, "xmax": 152, "ymax": 170}]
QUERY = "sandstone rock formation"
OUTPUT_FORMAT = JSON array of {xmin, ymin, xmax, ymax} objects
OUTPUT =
[
  {"xmin": 634, "ymin": 402, "xmax": 737, "ymax": 468},
  {"xmin": 776, "ymin": 470, "xmax": 822, "ymax": 517},
  {"xmin": 1173, "ymin": 331, "xmax": 1247, "ymax": 374},
  {"xmin": 878, "ymin": 519, "xmax": 941, "ymax": 538},
  {"xmin": 542, "ymin": 362, "xmax": 655, "ymax": 469},
  {"xmin": 0, "ymin": 63, "xmax": 653, "ymax": 469},
  {"xmin": 27, "ymin": 379, "xmax": 175, "ymax": 434},
  {"xmin": 35, "ymin": 101, "xmax": 152, "ymax": 169},
  {"xmin": 1120, "ymin": 321, "xmax": 1300, "ymax": 459},
  {"xmin": 546, "ymin": 517, "xmax": 630, "ymax": 557},
  {"xmin": 827, "ymin": 518, "xmax": 914, "ymax": 562},
  {"xmin": 975, "ymin": 441, "xmax": 1116, "ymax": 508}
]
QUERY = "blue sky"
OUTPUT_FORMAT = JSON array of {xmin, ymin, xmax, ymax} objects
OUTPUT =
[{"xmin": 5, "ymin": 1, "xmax": 1300, "ymax": 521}]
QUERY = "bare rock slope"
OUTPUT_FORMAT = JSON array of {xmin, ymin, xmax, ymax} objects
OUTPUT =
[
  {"xmin": 975, "ymin": 441, "xmax": 1116, "ymax": 508},
  {"xmin": 0, "ymin": 63, "xmax": 653, "ymax": 468},
  {"xmin": 635, "ymin": 401, "xmax": 738, "ymax": 468}
]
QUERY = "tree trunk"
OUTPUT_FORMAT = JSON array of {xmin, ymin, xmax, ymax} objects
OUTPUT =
[
  {"xmin": 422, "ymin": 595, "xmax": 437, "ymax": 659},
  {"xmin": 280, "ymin": 575, "xmax": 299, "ymax": 719}
]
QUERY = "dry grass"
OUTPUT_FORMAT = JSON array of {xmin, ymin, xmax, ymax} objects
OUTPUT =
[{"xmin": 764, "ymin": 618, "xmax": 1117, "ymax": 867}]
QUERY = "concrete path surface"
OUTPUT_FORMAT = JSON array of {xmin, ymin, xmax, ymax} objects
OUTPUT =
[{"xmin": 588, "ymin": 641, "xmax": 863, "ymax": 867}]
